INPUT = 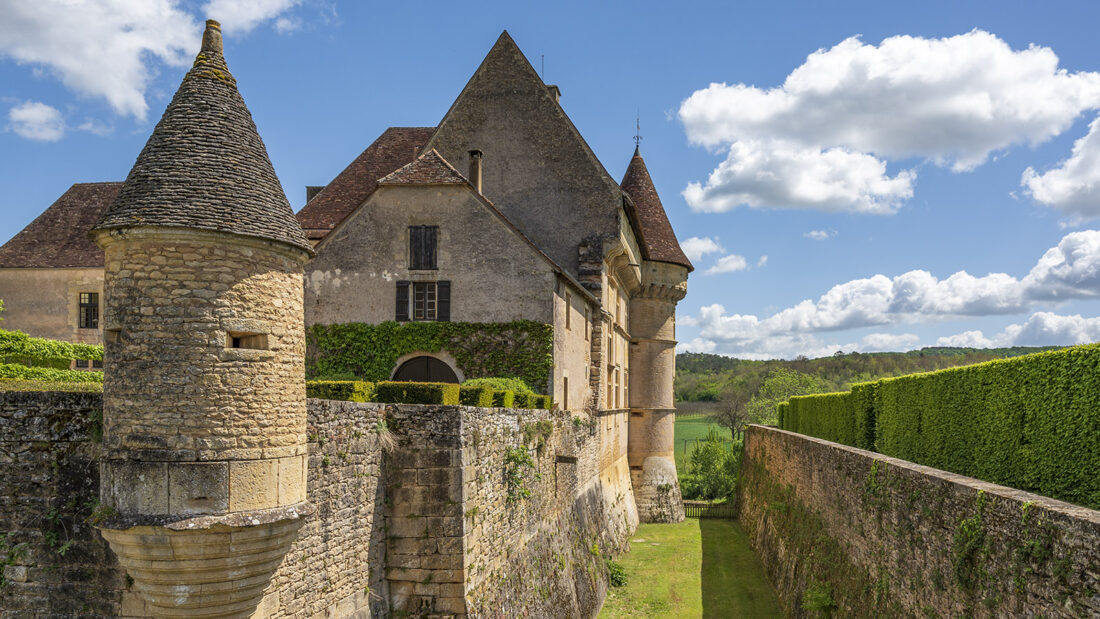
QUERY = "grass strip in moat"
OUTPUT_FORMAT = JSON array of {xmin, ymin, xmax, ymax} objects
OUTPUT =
[{"xmin": 598, "ymin": 518, "xmax": 782, "ymax": 619}]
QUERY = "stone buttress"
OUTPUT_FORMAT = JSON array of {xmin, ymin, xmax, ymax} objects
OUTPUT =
[
  {"xmin": 621, "ymin": 147, "xmax": 691, "ymax": 523},
  {"xmin": 90, "ymin": 20, "xmax": 315, "ymax": 618}
]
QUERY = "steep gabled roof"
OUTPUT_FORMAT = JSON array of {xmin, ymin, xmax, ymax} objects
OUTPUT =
[
  {"xmin": 620, "ymin": 147, "xmax": 693, "ymax": 270},
  {"xmin": 0, "ymin": 183, "xmax": 121, "ymax": 268},
  {"xmin": 378, "ymin": 149, "xmax": 468, "ymax": 186},
  {"xmin": 93, "ymin": 20, "xmax": 312, "ymax": 253},
  {"xmin": 297, "ymin": 127, "xmax": 436, "ymax": 240}
]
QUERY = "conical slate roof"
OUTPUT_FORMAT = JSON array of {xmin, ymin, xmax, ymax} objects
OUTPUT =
[
  {"xmin": 621, "ymin": 146, "xmax": 693, "ymax": 270},
  {"xmin": 94, "ymin": 20, "xmax": 312, "ymax": 253}
]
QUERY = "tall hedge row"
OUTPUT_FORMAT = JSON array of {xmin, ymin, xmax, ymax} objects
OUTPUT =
[
  {"xmin": 0, "ymin": 328, "xmax": 102, "ymax": 368},
  {"xmin": 777, "ymin": 344, "xmax": 1100, "ymax": 509},
  {"xmin": 306, "ymin": 321, "xmax": 553, "ymax": 394},
  {"xmin": 305, "ymin": 380, "xmax": 550, "ymax": 409}
]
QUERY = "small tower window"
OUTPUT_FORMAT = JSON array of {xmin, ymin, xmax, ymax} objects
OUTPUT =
[
  {"xmin": 226, "ymin": 332, "xmax": 268, "ymax": 350},
  {"xmin": 78, "ymin": 292, "xmax": 99, "ymax": 329}
]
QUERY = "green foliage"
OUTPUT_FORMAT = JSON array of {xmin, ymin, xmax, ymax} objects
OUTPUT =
[
  {"xmin": 776, "ymin": 344, "xmax": 1100, "ymax": 509},
  {"xmin": 0, "ymin": 378, "xmax": 102, "ymax": 393},
  {"xmin": 513, "ymin": 392, "xmax": 536, "ymax": 409},
  {"xmin": 504, "ymin": 446, "xmax": 538, "ymax": 502},
  {"xmin": 463, "ymin": 376, "xmax": 535, "ymax": 394},
  {"xmin": 0, "ymin": 328, "xmax": 102, "ymax": 368},
  {"xmin": 801, "ymin": 582, "xmax": 837, "ymax": 612},
  {"xmin": 952, "ymin": 491, "xmax": 989, "ymax": 590},
  {"xmin": 306, "ymin": 380, "xmax": 375, "ymax": 402},
  {"xmin": 681, "ymin": 427, "xmax": 742, "ymax": 501},
  {"xmin": 307, "ymin": 321, "xmax": 553, "ymax": 394},
  {"xmin": 533, "ymin": 394, "xmax": 551, "ymax": 409},
  {"xmin": 0, "ymin": 363, "xmax": 102, "ymax": 383},
  {"xmin": 459, "ymin": 385, "xmax": 494, "ymax": 407},
  {"xmin": 522, "ymin": 420, "xmax": 553, "ymax": 451},
  {"xmin": 606, "ymin": 559, "xmax": 628, "ymax": 587},
  {"xmin": 745, "ymin": 369, "xmax": 830, "ymax": 426},
  {"xmin": 373, "ymin": 381, "xmax": 460, "ymax": 405},
  {"xmin": 492, "ymin": 389, "xmax": 515, "ymax": 408}
]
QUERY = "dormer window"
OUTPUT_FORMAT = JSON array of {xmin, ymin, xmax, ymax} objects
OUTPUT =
[{"xmin": 409, "ymin": 225, "xmax": 438, "ymax": 270}]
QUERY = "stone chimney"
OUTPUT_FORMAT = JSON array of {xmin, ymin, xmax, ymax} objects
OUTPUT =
[
  {"xmin": 468, "ymin": 150, "xmax": 483, "ymax": 193},
  {"xmin": 547, "ymin": 84, "xmax": 561, "ymax": 103},
  {"xmin": 306, "ymin": 185, "xmax": 325, "ymax": 202}
]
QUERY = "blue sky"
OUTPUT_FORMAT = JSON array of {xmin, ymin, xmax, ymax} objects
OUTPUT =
[{"xmin": 3, "ymin": 0, "xmax": 1100, "ymax": 359}]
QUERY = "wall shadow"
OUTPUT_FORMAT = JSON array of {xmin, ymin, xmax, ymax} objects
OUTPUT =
[{"xmin": 699, "ymin": 517, "xmax": 784, "ymax": 618}]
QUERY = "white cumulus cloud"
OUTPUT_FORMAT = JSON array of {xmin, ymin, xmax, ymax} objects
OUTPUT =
[
  {"xmin": 861, "ymin": 332, "xmax": 920, "ymax": 352},
  {"xmin": 680, "ymin": 236, "xmax": 724, "ymax": 262},
  {"xmin": 8, "ymin": 101, "xmax": 64, "ymax": 141},
  {"xmin": 684, "ymin": 229, "xmax": 1100, "ymax": 357},
  {"xmin": 805, "ymin": 230, "xmax": 833, "ymax": 240},
  {"xmin": 1022, "ymin": 116, "xmax": 1100, "ymax": 220},
  {"xmin": 757, "ymin": 255, "xmax": 768, "ymax": 267},
  {"xmin": 0, "ymin": 0, "xmax": 304, "ymax": 122},
  {"xmin": 203, "ymin": 0, "xmax": 302, "ymax": 34},
  {"xmin": 679, "ymin": 30, "xmax": 1100, "ymax": 213},
  {"xmin": 936, "ymin": 312, "xmax": 1100, "ymax": 348},
  {"xmin": 706, "ymin": 254, "xmax": 749, "ymax": 274}
]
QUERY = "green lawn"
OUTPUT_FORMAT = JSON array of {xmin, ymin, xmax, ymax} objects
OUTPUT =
[
  {"xmin": 599, "ymin": 519, "xmax": 783, "ymax": 618},
  {"xmin": 674, "ymin": 412, "xmax": 731, "ymax": 474}
]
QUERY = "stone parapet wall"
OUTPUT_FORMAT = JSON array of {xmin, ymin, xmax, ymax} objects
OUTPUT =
[
  {"xmin": 0, "ymin": 393, "xmax": 636, "ymax": 618},
  {"xmin": 739, "ymin": 425, "xmax": 1100, "ymax": 618}
]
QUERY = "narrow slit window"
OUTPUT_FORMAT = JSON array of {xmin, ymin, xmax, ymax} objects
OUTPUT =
[{"xmin": 226, "ymin": 332, "xmax": 268, "ymax": 350}]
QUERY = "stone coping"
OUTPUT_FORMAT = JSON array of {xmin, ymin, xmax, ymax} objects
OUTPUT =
[
  {"xmin": 95, "ymin": 501, "xmax": 314, "ymax": 531},
  {"xmin": 749, "ymin": 424, "xmax": 1100, "ymax": 524}
]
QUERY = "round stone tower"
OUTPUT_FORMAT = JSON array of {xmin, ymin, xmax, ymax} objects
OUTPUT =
[
  {"xmin": 90, "ymin": 20, "xmax": 315, "ymax": 617},
  {"xmin": 621, "ymin": 147, "xmax": 690, "ymax": 523}
]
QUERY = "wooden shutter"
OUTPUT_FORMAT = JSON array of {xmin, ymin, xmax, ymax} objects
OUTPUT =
[
  {"xmin": 425, "ymin": 226, "xmax": 437, "ymax": 269},
  {"xmin": 409, "ymin": 226, "xmax": 438, "ymax": 269},
  {"xmin": 437, "ymin": 280, "xmax": 451, "ymax": 322},
  {"xmin": 395, "ymin": 281, "xmax": 410, "ymax": 321}
]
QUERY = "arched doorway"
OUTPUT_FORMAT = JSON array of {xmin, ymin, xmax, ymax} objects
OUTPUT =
[{"xmin": 391, "ymin": 355, "xmax": 460, "ymax": 383}]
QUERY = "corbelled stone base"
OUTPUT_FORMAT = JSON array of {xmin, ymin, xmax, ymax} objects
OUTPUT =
[
  {"xmin": 631, "ymin": 456, "xmax": 685, "ymax": 523},
  {"xmin": 97, "ymin": 506, "xmax": 308, "ymax": 618}
]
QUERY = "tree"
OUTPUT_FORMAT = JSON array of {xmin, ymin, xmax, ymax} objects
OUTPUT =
[
  {"xmin": 744, "ymin": 368, "xmax": 831, "ymax": 426},
  {"xmin": 681, "ymin": 427, "xmax": 740, "ymax": 501},
  {"xmin": 713, "ymin": 373, "xmax": 763, "ymax": 439}
]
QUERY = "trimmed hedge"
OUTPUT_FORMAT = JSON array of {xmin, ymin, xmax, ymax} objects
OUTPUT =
[
  {"xmin": 512, "ymin": 392, "xmax": 535, "ymax": 409},
  {"xmin": 533, "ymin": 394, "xmax": 552, "ymax": 409},
  {"xmin": 0, "ymin": 378, "xmax": 103, "ymax": 393},
  {"xmin": 492, "ymin": 389, "xmax": 515, "ymax": 408},
  {"xmin": 0, "ymin": 329, "xmax": 102, "ymax": 368},
  {"xmin": 0, "ymin": 363, "xmax": 102, "ymax": 383},
  {"xmin": 459, "ymin": 385, "xmax": 494, "ymax": 407},
  {"xmin": 462, "ymin": 377, "xmax": 534, "ymax": 394},
  {"xmin": 373, "ymin": 381, "xmax": 460, "ymax": 405},
  {"xmin": 777, "ymin": 344, "xmax": 1100, "ymax": 509},
  {"xmin": 306, "ymin": 321, "xmax": 553, "ymax": 394},
  {"xmin": 306, "ymin": 380, "xmax": 374, "ymax": 402}
]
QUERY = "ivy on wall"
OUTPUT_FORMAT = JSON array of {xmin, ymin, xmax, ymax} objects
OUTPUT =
[{"xmin": 306, "ymin": 320, "xmax": 554, "ymax": 394}]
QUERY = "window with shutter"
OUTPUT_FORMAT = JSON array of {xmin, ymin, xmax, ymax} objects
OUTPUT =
[
  {"xmin": 437, "ymin": 281, "xmax": 451, "ymax": 322},
  {"xmin": 409, "ymin": 225, "xmax": 438, "ymax": 270},
  {"xmin": 78, "ymin": 292, "xmax": 99, "ymax": 329},
  {"xmin": 395, "ymin": 281, "xmax": 410, "ymax": 321}
]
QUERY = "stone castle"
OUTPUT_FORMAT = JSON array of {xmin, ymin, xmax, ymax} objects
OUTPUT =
[{"xmin": 0, "ymin": 20, "xmax": 691, "ymax": 618}]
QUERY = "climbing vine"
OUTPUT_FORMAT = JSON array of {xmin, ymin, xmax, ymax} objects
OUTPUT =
[
  {"xmin": 504, "ymin": 446, "xmax": 539, "ymax": 502},
  {"xmin": 306, "ymin": 320, "xmax": 553, "ymax": 394}
]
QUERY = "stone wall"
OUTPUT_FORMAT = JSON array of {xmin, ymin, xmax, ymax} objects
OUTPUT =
[
  {"xmin": 382, "ymin": 404, "xmax": 635, "ymax": 618},
  {"xmin": 0, "ymin": 391, "xmax": 131, "ymax": 618},
  {"xmin": 0, "ymin": 267, "xmax": 104, "ymax": 346},
  {"xmin": 0, "ymin": 393, "xmax": 637, "ymax": 618},
  {"xmin": 738, "ymin": 425, "xmax": 1100, "ymax": 618}
]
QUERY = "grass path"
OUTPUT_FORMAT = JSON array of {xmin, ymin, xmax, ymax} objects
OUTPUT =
[{"xmin": 598, "ymin": 519, "xmax": 782, "ymax": 618}]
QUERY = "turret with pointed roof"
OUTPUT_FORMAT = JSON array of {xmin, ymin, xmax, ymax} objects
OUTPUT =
[
  {"xmin": 621, "ymin": 146, "xmax": 693, "ymax": 271},
  {"xmin": 93, "ymin": 19, "xmax": 311, "ymax": 254},
  {"xmin": 91, "ymin": 20, "xmax": 309, "ymax": 617}
]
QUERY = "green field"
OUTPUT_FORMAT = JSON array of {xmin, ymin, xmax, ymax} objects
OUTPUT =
[
  {"xmin": 598, "ymin": 519, "xmax": 782, "ymax": 618},
  {"xmin": 673, "ymin": 410, "xmax": 732, "ymax": 474}
]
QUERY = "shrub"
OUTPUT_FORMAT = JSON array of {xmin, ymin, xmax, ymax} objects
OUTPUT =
[
  {"xmin": 459, "ymin": 385, "xmax": 494, "ymax": 407},
  {"xmin": 512, "ymin": 392, "xmax": 535, "ymax": 409},
  {"xmin": 463, "ymin": 376, "xmax": 534, "ymax": 394},
  {"xmin": 0, "ymin": 328, "xmax": 102, "ymax": 368},
  {"xmin": 777, "ymin": 344, "xmax": 1100, "ymax": 509},
  {"xmin": 492, "ymin": 389, "xmax": 515, "ymax": 408},
  {"xmin": 306, "ymin": 380, "xmax": 374, "ymax": 402},
  {"xmin": 0, "ymin": 379, "xmax": 103, "ymax": 393},
  {"xmin": 681, "ymin": 428, "xmax": 742, "ymax": 501},
  {"xmin": 374, "ymin": 381, "xmax": 460, "ymax": 405},
  {"xmin": 0, "ymin": 363, "xmax": 102, "ymax": 383},
  {"xmin": 606, "ymin": 559, "xmax": 627, "ymax": 587},
  {"xmin": 532, "ymin": 394, "xmax": 551, "ymax": 409}
]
